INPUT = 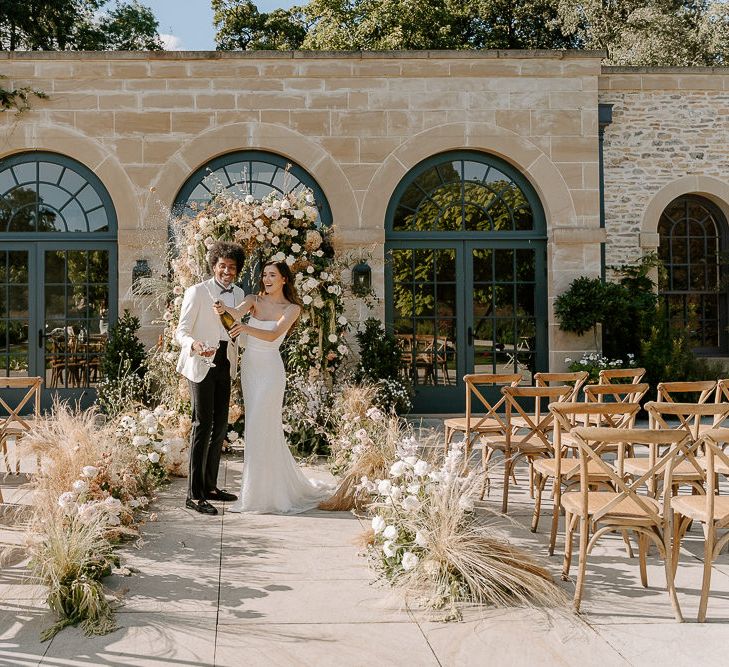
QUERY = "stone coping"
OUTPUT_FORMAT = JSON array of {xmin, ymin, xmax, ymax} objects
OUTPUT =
[
  {"xmin": 0, "ymin": 49, "xmax": 607, "ymax": 61},
  {"xmin": 603, "ymin": 65, "xmax": 729, "ymax": 74}
]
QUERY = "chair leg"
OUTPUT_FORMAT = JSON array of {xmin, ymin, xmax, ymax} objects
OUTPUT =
[
  {"xmin": 562, "ymin": 511, "xmax": 575, "ymax": 581},
  {"xmin": 662, "ymin": 533, "xmax": 684, "ymax": 623},
  {"xmin": 501, "ymin": 453, "xmax": 512, "ymax": 514},
  {"xmin": 531, "ymin": 473, "xmax": 547, "ymax": 533},
  {"xmin": 638, "ymin": 532, "xmax": 648, "ymax": 588},
  {"xmin": 698, "ymin": 525, "xmax": 714, "ymax": 623},
  {"xmin": 549, "ymin": 481, "xmax": 562, "ymax": 556},
  {"xmin": 621, "ymin": 530, "xmax": 635, "ymax": 559},
  {"xmin": 573, "ymin": 515, "xmax": 590, "ymax": 613},
  {"xmin": 479, "ymin": 448, "xmax": 492, "ymax": 501}
]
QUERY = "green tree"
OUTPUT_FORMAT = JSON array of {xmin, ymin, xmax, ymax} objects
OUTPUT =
[
  {"xmin": 557, "ymin": 0, "xmax": 729, "ymax": 65},
  {"xmin": 0, "ymin": 0, "xmax": 163, "ymax": 51},
  {"xmin": 213, "ymin": 0, "xmax": 308, "ymax": 50}
]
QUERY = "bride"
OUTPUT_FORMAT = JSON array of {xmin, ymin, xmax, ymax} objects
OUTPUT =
[{"xmin": 213, "ymin": 259, "xmax": 332, "ymax": 514}]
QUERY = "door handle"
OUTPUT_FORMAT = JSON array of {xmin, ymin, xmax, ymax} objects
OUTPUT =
[
  {"xmin": 467, "ymin": 326, "xmax": 473, "ymax": 346},
  {"xmin": 38, "ymin": 329, "xmax": 46, "ymax": 348}
]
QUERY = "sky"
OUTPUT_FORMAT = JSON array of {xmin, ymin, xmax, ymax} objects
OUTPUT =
[{"xmin": 145, "ymin": 0, "xmax": 297, "ymax": 51}]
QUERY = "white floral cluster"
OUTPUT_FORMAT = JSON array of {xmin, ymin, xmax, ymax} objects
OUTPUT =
[
  {"xmin": 564, "ymin": 351, "xmax": 635, "ymax": 368},
  {"xmin": 57, "ymin": 465, "xmax": 147, "ymax": 527},
  {"xmin": 358, "ymin": 439, "xmax": 474, "ymax": 577},
  {"xmin": 116, "ymin": 406, "xmax": 184, "ymax": 475},
  {"xmin": 225, "ymin": 429, "xmax": 244, "ymax": 450}
]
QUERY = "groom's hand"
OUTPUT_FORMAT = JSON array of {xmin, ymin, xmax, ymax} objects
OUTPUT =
[{"xmin": 192, "ymin": 341, "xmax": 216, "ymax": 357}]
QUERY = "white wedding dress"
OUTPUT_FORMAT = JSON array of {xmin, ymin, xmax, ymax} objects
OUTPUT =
[{"xmin": 228, "ymin": 316, "xmax": 332, "ymax": 514}]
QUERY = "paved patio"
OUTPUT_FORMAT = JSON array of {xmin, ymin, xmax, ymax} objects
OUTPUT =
[{"xmin": 1, "ymin": 443, "xmax": 728, "ymax": 666}]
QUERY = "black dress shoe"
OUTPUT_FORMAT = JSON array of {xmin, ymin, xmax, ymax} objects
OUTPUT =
[
  {"xmin": 186, "ymin": 498, "xmax": 218, "ymax": 515},
  {"xmin": 205, "ymin": 488, "xmax": 238, "ymax": 502}
]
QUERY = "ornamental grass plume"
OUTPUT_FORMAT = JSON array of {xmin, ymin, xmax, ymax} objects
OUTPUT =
[
  {"xmin": 319, "ymin": 384, "xmax": 405, "ymax": 511},
  {"xmin": 29, "ymin": 505, "xmax": 118, "ymax": 641}
]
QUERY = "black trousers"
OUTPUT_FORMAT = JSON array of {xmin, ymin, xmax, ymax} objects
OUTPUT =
[{"xmin": 187, "ymin": 342, "xmax": 231, "ymax": 500}]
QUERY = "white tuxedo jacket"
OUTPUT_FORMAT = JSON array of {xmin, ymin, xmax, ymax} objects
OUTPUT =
[{"xmin": 175, "ymin": 278, "xmax": 245, "ymax": 383}]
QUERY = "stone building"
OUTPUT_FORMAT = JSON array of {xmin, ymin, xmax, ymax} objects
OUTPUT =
[{"xmin": 0, "ymin": 50, "xmax": 727, "ymax": 411}]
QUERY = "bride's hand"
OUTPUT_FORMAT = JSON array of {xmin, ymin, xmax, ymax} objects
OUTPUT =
[{"xmin": 228, "ymin": 323, "xmax": 245, "ymax": 339}]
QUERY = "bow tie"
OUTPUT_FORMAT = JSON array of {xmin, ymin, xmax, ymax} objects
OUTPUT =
[{"xmin": 219, "ymin": 286, "xmax": 234, "ymax": 294}]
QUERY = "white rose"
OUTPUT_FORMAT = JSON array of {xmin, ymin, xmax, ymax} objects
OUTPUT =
[
  {"xmin": 217, "ymin": 213, "xmax": 226, "ymax": 222},
  {"xmin": 389, "ymin": 461, "xmax": 407, "ymax": 477},
  {"xmin": 293, "ymin": 210, "xmax": 305, "ymax": 220},
  {"xmin": 305, "ymin": 193, "xmax": 315, "ymax": 204},
  {"xmin": 132, "ymin": 435, "xmax": 149, "ymax": 447},
  {"xmin": 328, "ymin": 333, "xmax": 338, "ymax": 343},
  {"xmin": 371, "ymin": 516, "xmax": 386, "ymax": 534},
  {"xmin": 383, "ymin": 540, "xmax": 397, "ymax": 558},
  {"xmin": 174, "ymin": 296, "xmax": 183, "ymax": 307},
  {"xmin": 256, "ymin": 234, "xmax": 265, "ymax": 242},
  {"xmin": 390, "ymin": 485, "xmax": 402, "ymax": 501},
  {"xmin": 327, "ymin": 286, "xmax": 336, "ymax": 294},
  {"xmin": 162, "ymin": 311, "xmax": 173, "ymax": 321},
  {"xmin": 244, "ymin": 195, "xmax": 255, "ymax": 204},
  {"xmin": 337, "ymin": 344, "xmax": 348, "ymax": 355},
  {"xmin": 204, "ymin": 236, "xmax": 215, "ymax": 249},
  {"xmin": 58, "ymin": 491, "xmax": 77, "ymax": 509},
  {"xmin": 383, "ymin": 525, "xmax": 398, "ymax": 541},
  {"xmin": 82, "ymin": 466, "xmax": 99, "ymax": 478},
  {"xmin": 72, "ymin": 479, "xmax": 88, "ymax": 494},
  {"xmin": 227, "ymin": 430, "xmax": 238, "ymax": 441},
  {"xmin": 313, "ymin": 297, "xmax": 324, "ymax": 309},
  {"xmin": 338, "ymin": 315, "xmax": 348, "ymax": 326},
  {"xmin": 306, "ymin": 266, "xmax": 314, "ymax": 274},
  {"xmin": 194, "ymin": 233, "xmax": 203, "ymax": 241},
  {"xmin": 272, "ymin": 251, "xmax": 285, "ymax": 262},
  {"xmin": 377, "ymin": 479, "xmax": 392, "ymax": 495},
  {"xmin": 104, "ymin": 496, "xmax": 123, "ymax": 510},
  {"xmin": 198, "ymin": 217, "xmax": 209, "ymax": 229},
  {"xmin": 286, "ymin": 255, "xmax": 295, "ymax": 266},
  {"xmin": 148, "ymin": 452, "xmax": 161, "ymax": 463},
  {"xmin": 272, "ymin": 236, "xmax": 280, "ymax": 245},
  {"xmin": 291, "ymin": 243, "xmax": 301, "ymax": 253},
  {"xmin": 173, "ymin": 285, "xmax": 184, "ymax": 295},
  {"xmin": 302, "ymin": 295, "xmax": 313, "ymax": 305},
  {"xmin": 415, "ymin": 530, "xmax": 428, "ymax": 548},
  {"xmin": 280, "ymin": 199, "xmax": 291, "ymax": 210},
  {"xmin": 413, "ymin": 460, "xmax": 431, "ymax": 477},
  {"xmin": 314, "ymin": 250, "xmax": 324, "ymax": 257},
  {"xmin": 401, "ymin": 495, "xmax": 421, "ymax": 512},
  {"xmin": 401, "ymin": 551, "xmax": 419, "ymax": 571},
  {"xmin": 320, "ymin": 271, "xmax": 329, "ymax": 280}
]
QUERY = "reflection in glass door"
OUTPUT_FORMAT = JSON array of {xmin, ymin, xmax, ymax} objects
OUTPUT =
[{"xmin": 0, "ymin": 243, "xmax": 116, "ymax": 409}]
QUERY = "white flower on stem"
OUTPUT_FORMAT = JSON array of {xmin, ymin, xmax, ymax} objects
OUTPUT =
[
  {"xmin": 413, "ymin": 460, "xmax": 431, "ymax": 477},
  {"xmin": 82, "ymin": 466, "xmax": 99, "ymax": 478},
  {"xmin": 415, "ymin": 530, "xmax": 428, "ymax": 548},
  {"xmin": 366, "ymin": 407, "xmax": 383, "ymax": 422},
  {"xmin": 198, "ymin": 217, "xmax": 209, "ymax": 229},
  {"xmin": 204, "ymin": 236, "xmax": 215, "ymax": 249},
  {"xmin": 389, "ymin": 460, "xmax": 407, "ymax": 477},
  {"xmin": 216, "ymin": 213, "xmax": 226, "ymax": 222},
  {"xmin": 148, "ymin": 452, "xmax": 161, "ymax": 463},
  {"xmin": 377, "ymin": 479, "xmax": 392, "ymax": 495},
  {"xmin": 272, "ymin": 236, "xmax": 280, "ymax": 245},
  {"xmin": 194, "ymin": 233, "xmax": 203, "ymax": 241},
  {"xmin": 390, "ymin": 486, "xmax": 402, "ymax": 501},
  {"xmin": 227, "ymin": 430, "xmax": 238, "ymax": 442},
  {"xmin": 371, "ymin": 515, "xmax": 386, "ymax": 534},
  {"xmin": 104, "ymin": 496, "xmax": 123, "ymax": 511},
  {"xmin": 406, "ymin": 482, "xmax": 421, "ymax": 494},
  {"xmin": 313, "ymin": 296, "xmax": 324, "ymax": 309},
  {"xmin": 383, "ymin": 525, "xmax": 398, "ymax": 541},
  {"xmin": 244, "ymin": 194, "xmax": 255, "ymax": 204},
  {"xmin": 302, "ymin": 295, "xmax": 313, "ymax": 305},
  {"xmin": 306, "ymin": 266, "xmax": 315, "ymax": 274},
  {"xmin": 58, "ymin": 491, "xmax": 77, "ymax": 509},
  {"xmin": 173, "ymin": 285, "xmax": 184, "ymax": 295},
  {"xmin": 337, "ymin": 315, "xmax": 347, "ymax": 326},
  {"xmin": 383, "ymin": 540, "xmax": 397, "ymax": 558},
  {"xmin": 72, "ymin": 479, "xmax": 88, "ymax": 494},
  {"xmin": 401, "ymin": 551, "xmax": 419, "ymax": 571},
  {"xmin": 401, "ymin": 495, "xmax": 421, "ymax": 512},
  {"xmin": 132, "ymin": 435, "xmax": 149, "ymax": 447},
  {"xmin": 320, "ymin": 271, "xmax": 329, "ymax": 280},
  {"xmin": 291, "ymin": 243, "xmax": 301, "ymax": 253},
  {"xmin": 256, "ymin": 234, "xmax": 265, "ymax": 243},
  {"xmin": 355, "ymin": 428, "xmax": 368, "ymax": 441},
  {"xmin": 337, "ymin": 344, "xmax": 348, "ymax": 355},
  {"xmin": 305, "ymin": 193, "xmax": 315, "ymax": 204},
  {"xmin": 328, "ymin": 333, "xmax": 338, "ymax": 343},
  {"xmin": 286, "ymin": 255, "xmax": 295, "ymax": 266}
]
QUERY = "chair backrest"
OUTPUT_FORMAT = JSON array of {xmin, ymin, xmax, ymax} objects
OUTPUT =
[
  {"xmin": 646, "ymin": 401, "xmax": 729, "ymax": 440},
  {"xmin": 598, "ymin": 367, "xmax": 646, "ymax": 384},
  {"xmin": 0, "ymin": 376, "xmax": 43, "ymax": 434},
  {"xmin": 550, "ymin": 401, "xmax": 641, "ymax": 433},
  {"xmin": 697, "ymin": 428, "xmax": 729, "ymax": 528},
  {"xmin": 657, "ymin": 380, "xmax": 717, "ymax": 405},
  {"xmin": 464, "ymin": 373, "xmax": 522, "ymax": 434},
  {"xmin": 570, "ymin": 426, "xmax": 691, "ymax": 524},
  {"xmin": 714, "ymin": 379, "xmax": 729, "ymax": 404},
  {"xmin": 502, "ymin": 385, "xmax": 572, "ymax": 450},
  {"xmin": 584, "ymin": 382, "xmax": 649, "ymax": 405},
  {"xmin": 534, "ymin": 371, "xmax": 589, "ymax": 402}
]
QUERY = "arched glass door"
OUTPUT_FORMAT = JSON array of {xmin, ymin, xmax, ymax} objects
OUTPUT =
[
  {"xmin": 385, "ymin": 151, "xmax": 547, "ymax": 413},
  {"xmin": 0, "ymin": 152, "xmax": 117, "ymax": 409},
  {"xmin": 658, "ymin": 195, "xmax": 728, "ymax": 354}
]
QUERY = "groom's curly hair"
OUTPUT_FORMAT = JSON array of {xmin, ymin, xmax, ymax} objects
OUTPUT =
[{"xmin": 208, "ymin": 242, "xmax": 245, "ymax": 273}]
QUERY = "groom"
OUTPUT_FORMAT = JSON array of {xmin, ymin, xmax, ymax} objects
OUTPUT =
[{"xmin": 176, "ymin": 241, "xmax": 246, "ymax": 515}]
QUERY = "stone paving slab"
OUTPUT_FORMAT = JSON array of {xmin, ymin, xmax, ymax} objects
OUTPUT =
[{"xmin": 3, "ymin": 447, "xmax": 729, "ymax": 666}]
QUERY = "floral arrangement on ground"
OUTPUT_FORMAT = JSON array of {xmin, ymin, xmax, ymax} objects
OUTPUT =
[{"xmin": 15, "ymin": 402, "xmax": 188, "ymax": 639}]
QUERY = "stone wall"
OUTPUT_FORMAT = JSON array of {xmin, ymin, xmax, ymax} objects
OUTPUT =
[
  {"xmin": 0, "ymin": 50, "xmax": 603, "ymax": 366},
  {"xmin": 599, "ymin": 68, "xmax": 729, "ymax": 271}
]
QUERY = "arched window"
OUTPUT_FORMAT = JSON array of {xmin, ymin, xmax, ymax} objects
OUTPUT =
[
  {"xmin": 386, "ymin": 151, "xmax": 547, "ymax": 413},
  {"xmin": 174, "ymin": 151, "xmax": 332, "ymax": 226},
  {"xmin": 658, "ymin": 195, "xmax": 728, "ymax": 353},
  {"xmin": 0, "ymin": 151, "xmax": 117, "ymax": 407}
]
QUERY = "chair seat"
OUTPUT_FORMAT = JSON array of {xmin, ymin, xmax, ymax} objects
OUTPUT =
[
  {"xmin": 482, "ymin": 436, "xmax": 549, "ymax": 454},
  {"xmin": 533, "ymin": 458, "xmax": 610, "ymax": 479},
  {"xmin": 561, "ymin": 491, "xmax": 660, "ymax": 519},
  {"xmin": 624, "ymin": 457, "xmax": 705, "ymax": 480},
  {"xmin": 671, "ymin": 495, "xmax": 729, "ymax": 522},
  {"xmin": 443, "ymin": 417, "xmax": 503, "ymax": 433}
]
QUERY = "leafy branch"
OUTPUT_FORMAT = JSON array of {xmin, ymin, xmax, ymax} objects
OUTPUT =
[{"xmin": 0, "ymin": 75, "xmax": 48, "ymax": 115}]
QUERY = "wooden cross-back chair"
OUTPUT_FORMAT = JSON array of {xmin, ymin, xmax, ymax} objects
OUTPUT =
[
  {"xmin": 0, "ymin": 377, "xmax": 43, "ymax": 490},
  {"xmin": 480, "ymin": 385, "xmax": 572, "ymax": 512},
  {"xmin": 628, "ymin": 401, "xmax": 729, "ymax": 497},
  {"xmin": 532, "ymin": 401, "xmax": 641, "ymax": 555},
  {"xmin": 584, "ymin": 382, "xmax": 650, "ymax": 406},
  {"xmin": 443, "ymin": 373, "xmax": 521, "ymax": 461},
  {"xmin": 561, "ymin": 426, "xmax": 688, "ymax": 621},
  {"xmin": 598, "ymin": 367, "xmax": 646, "ymax": 385},
  {"xmin": 713, "ymin": 378, "xmax": 729, "ymax": 403},
  {"xmin": 672, "ymin": 428, "xmax": 729, "ymax": 622},
  {"xmin": 657, "ymin": 380, "xmax": 717, "ymax": 406},
  {"xmin": 534, "ymin": 371, "xmax": 589, "ymax": 402}
]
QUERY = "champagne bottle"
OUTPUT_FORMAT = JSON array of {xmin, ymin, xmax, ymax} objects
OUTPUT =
[{"xmin": 214, "ymin": 300, "xmax": 239, "ymax": 340}]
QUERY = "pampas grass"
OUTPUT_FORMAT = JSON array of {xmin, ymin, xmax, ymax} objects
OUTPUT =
[{"xmin": 30, "ymin": 506, "xmax": 118, "ymax": 641}]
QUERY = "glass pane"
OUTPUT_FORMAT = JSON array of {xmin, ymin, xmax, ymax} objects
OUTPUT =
[
  {"xmin": 463, "ymin": 203, "xmax": 491, "ymax": 231},
  {"xmin": 435, "ymin": 201, "xmax": 462, "ymax": 231},
  {"xmin": 412, "ymin": 284, "xmax": 434, "ymax": 317},
  {"xmin": 473, "ymin": 285, "xmax": 493, "ymax": 317},
  {"xmin": 39, "ymin": 161, "xmax": 64, "ymax": 185},
  {"xmin": 437, "ymin": 284, "xmax": 456, "ymax": 318},
  {"xmin": 435, "ymin": 248, "xmax": 456, "ymax": 282},
  {"xmin": 0, "ymin": 249, "xmax": 30, "ymax": 378},
  {"xmin": 494, "ymin": 249, "xmax": 514, "ymax": 282},
  {"xmin": 413, "ymin": 249, "xmax": 434, "ymax": 282},
  {"xmin": 516, "ymin": 249, "xmax": 536, "ymax": 282},
  {"xmin": 473, "ymin": 318, "xmax": 494, "ymax": 374},
  {"xmin": 7, "ymin": 202, "xmax": 36, "ymax": 232},
  {"xmin": 473, "ymin": 248, "xmax": 492, "ymax": 282},
  {"xmin": 391, "ymin": 249, "xmax": 413, "ymax": 283}
]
